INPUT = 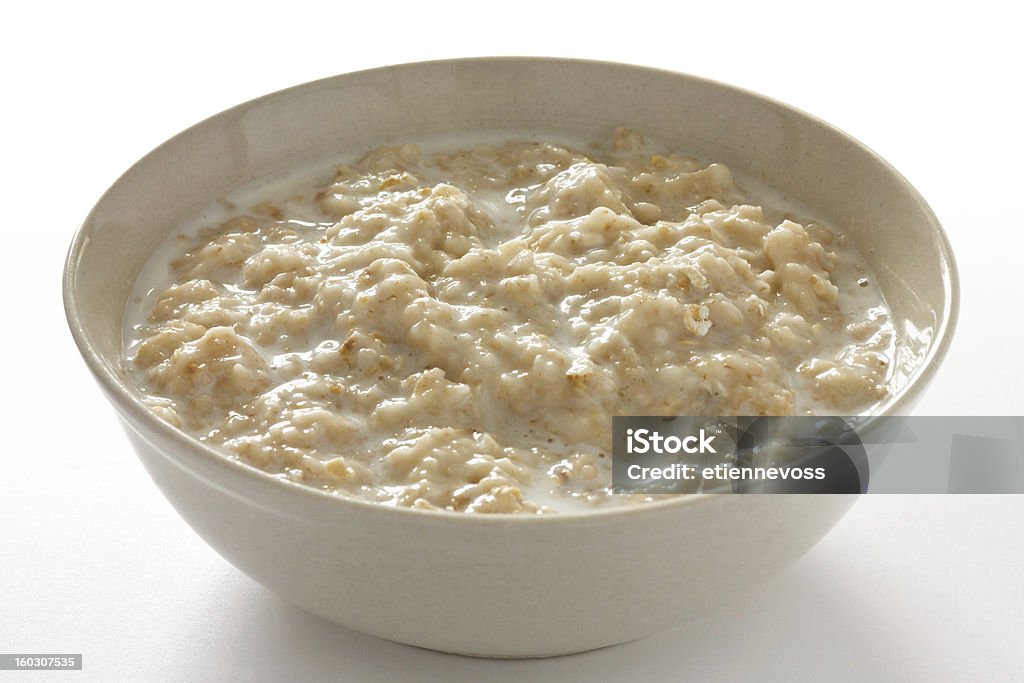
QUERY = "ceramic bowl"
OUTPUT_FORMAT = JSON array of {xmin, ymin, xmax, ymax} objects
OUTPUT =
[{"xmin": 63, "ymin": 58, "xmax": 958, "ymax": 657}]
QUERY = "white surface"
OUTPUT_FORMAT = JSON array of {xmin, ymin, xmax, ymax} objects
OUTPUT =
[{"xmin": 2, "ymin": 1, "xmax": 1022, "ymax": 680}]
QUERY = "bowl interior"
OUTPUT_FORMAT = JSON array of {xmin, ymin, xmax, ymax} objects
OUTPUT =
[{"xmin": 66, "ymin": 57, "xmax": 957, "ymax": 419}]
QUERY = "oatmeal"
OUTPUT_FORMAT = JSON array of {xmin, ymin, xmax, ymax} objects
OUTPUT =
[{"xmin": 123, "ymin": 128, "xmax": 894, "ymax": 513}]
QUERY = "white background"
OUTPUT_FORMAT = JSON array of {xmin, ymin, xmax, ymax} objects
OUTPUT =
[{"xmin": 3, "ymin": 1, "xmax": 1022, "ymax": 680}]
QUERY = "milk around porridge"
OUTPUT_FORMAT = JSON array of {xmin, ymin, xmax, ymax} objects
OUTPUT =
[{"xmin": 123, "ymin": 128, "xmax": 894, "ymax": 513}]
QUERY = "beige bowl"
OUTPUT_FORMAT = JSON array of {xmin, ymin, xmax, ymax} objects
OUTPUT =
[{"xmin": 63, "ymin": 58, "xmax": 958, "ymax": 657}]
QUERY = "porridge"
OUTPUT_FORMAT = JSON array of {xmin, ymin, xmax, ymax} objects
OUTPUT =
[{"xmin": 123, "ymin": 128, "xmax": 894, "ymax": 513}]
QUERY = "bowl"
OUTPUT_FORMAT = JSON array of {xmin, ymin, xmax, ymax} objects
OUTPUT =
[{"xmin": 63, "ymin": 57, "xmax": 958, "ymax": 657}]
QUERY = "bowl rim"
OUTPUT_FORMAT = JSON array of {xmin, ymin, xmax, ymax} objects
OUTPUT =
[{"xmin": 63, "ymin": 55, "xmax": 961, "ymax": 524}]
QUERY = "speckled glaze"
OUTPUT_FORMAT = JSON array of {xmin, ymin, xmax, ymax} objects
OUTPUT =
[{"xmin": 64, "ymin": 58, "xmax": 958, "ymax": 657}]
